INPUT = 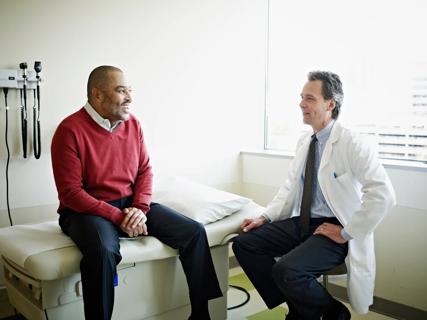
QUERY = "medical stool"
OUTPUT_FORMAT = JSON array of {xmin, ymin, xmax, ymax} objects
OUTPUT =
[{"xmin": 322, "ymin": 263, "xmax": 347, "ymax": 290}]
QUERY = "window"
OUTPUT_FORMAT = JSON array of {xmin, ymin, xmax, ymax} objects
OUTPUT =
[{"xmin": 265, "ymin": 0, "xmax": 427, "ymax": 164}]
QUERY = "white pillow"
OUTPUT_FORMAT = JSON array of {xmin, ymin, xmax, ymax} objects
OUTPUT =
[{"xmin": 152, "ymin": 177, "xmax": 251, "ymax": 224}]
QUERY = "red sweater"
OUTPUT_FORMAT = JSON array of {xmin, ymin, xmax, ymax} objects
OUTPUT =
[{"xmin": 51, "ymin": 108, "xmax": 153, "ymax": 225}]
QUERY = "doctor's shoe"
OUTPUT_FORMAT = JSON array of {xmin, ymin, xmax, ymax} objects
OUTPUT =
[
  {"xmin": 284, "ymin": 307, "xmax": 299, "ymax": 319},
  {"xmin": 188, "ymin": 315, "xmax": 210, "ymax": 320},
  {"xmin": 188, "ymin": 309, "xmax": 210, "ymax": 320},
  {"xmin": 322, "ymin": 300, "xmax": 351, "ymax": 320}
]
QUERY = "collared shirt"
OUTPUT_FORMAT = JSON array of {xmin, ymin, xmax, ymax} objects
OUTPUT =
[
  {"xmin": 303, "ymin": 120, "xmax": 336, "ymax": 219},
  {"xmin": 301, "ymin": 120, "xmax": 352, "ymax": 240},
  {"xmin": 263, "ymin": 121, "xmax": 335, "ymax": 223},
  {"xmin": 262, "ymin": 120, "xmax": 352, "ymax": 240},
  {"xmin": 84, "ymin": 102, "xmax": 124, "ymax": 132}
]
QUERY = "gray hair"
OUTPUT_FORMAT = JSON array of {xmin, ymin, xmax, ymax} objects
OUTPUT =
[{"xmin": 308, "ymin": 71, "xmax": 343, "ymax": 119}]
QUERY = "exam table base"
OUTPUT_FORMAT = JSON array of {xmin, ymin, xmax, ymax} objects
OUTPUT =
[{"xmin": 3, "ymin": 245, "xmax": 229, "ymax": 320}]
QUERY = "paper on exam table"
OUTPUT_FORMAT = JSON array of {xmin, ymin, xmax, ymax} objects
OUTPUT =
[{"xmin": 0, "ymin": 220, "xmax": 74, "ymax": 267}]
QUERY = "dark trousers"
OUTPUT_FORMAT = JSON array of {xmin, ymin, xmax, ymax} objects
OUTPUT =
[
  {"xmin": 232, "ymin": 217, "xmax": 348, "ymax": 320},
  {"xmin": 59, "ymin": 199, "xmax": 222, "ymax": 320}
]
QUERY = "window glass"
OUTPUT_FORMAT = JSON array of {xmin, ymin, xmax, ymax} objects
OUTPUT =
[{"xmin": 266, "ymin": 0, "xmax": 427, "ymax": 163}]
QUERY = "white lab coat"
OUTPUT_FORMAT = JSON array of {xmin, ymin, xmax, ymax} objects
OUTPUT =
[{"xmin": 264, "ymin": 122, "xmax": 396, "ymax": 314}]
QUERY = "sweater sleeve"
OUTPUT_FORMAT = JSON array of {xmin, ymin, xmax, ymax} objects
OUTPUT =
[
  {"xmin": 131, "ymin": 124, "xmax": 153, "ymax": 213},
  {"xmin": 51, "ymin": 123, "xmax": 124, "ymax": 225}
]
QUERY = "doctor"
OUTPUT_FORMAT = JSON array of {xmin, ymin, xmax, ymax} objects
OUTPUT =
[{"xmin": 232, "ymin": 71, "xmax": 395, "ymax": 320}]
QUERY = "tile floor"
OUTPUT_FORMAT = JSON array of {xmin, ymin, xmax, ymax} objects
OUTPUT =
[
  {"xmin": 227, "ymin": 267, "xmax": 397, "ymax": 320},
  {"xmin": 0, "ymin": 267, "xmax": 398, "ymax": 320}
]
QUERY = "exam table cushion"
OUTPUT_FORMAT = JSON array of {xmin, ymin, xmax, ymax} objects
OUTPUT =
[{"xmin": 0, "ymin": 201, "xmax": 261, "ymax": 281}]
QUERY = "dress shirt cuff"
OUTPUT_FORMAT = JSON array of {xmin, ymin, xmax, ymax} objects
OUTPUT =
[
  {"xmin": 262, "ymin": 214, "xmax": 271, "ymax": 223},
  {"xmin": 341, "ymin": 229, "xmax": 353, "ymax": 241}
]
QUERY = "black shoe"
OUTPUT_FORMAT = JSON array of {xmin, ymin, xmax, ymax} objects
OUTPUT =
[
  {"xmin": 188, "ymin": 314, "xmax": 210, "ymax": 320},
  {"xmin": 188, "ymin": 300, "xmax": 211, "ymax": 320},
  {"xmin": 323, "ymin": 300, "xmax": 351, "ymax": 320},
  {"xmin": 285, "ymin": 311, "xmax": 298, "ymax": 320},
  {"xmin": 285, "ymin": 306, "xmax": 299, "ymax": 320}
]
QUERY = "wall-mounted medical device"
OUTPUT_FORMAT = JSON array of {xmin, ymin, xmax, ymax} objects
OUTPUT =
[
  {"xmin": 1, "ymin": 62, "xmax": 43, "ymax": 226},
  {"xmin": 33, "ymin": 61, "xmax": 42, "ymax": 159},
  {"xmin": 0, "ymin": 62, "xmax": 43, "ymax": 159},
  {"xmin": 19, "ymin": 62, "xmax": 29, "ymax": 158},
  {"xmin": 0, "ymin": 69, "xmax": 18, "ymax": 88},
  {"xmin": 0, "ymin": 68, "xmax": 38, "ymax": 89}
]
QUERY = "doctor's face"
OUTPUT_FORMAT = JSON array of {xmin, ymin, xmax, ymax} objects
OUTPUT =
[
  {"xmin": 299, "ymin": 80, "xmax": 335, "ymax": 132},
  {"xmin": 97, "ymin": 71, "xmax": 132, "ymax": 125}
]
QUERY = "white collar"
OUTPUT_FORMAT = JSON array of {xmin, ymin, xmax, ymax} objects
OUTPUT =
[{"xmin": 84, "ymin": 102, "xmax": 123, "ymax": 132}]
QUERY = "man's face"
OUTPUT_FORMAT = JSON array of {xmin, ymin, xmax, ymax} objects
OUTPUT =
[
  {"xmin": 299, "ymin": 80, "xmax": 334, "ymax": 132},
  {"xmin": 97, "ymin": 71, "xmax": 132, "ymax": 124}
]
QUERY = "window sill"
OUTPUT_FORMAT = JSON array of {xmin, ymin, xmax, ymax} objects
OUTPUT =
[{"xmin": 240, "ymin": 150, "xmax": 427, "ymax": 172}]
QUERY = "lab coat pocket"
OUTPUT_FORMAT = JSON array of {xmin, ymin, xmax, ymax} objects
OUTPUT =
[
  {"xmin": 329, "ymin": 171, "xmax": 361, "ymax": 219},
  {"xmin": 334, "ymin": 171, "xmax": 350, "ymax": 182}
]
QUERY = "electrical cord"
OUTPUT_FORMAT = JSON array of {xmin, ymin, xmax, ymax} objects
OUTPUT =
[
  {"xmin": 227, "ymin": 284, "xmax": 251, "ymax": 310},
  {"xmin": 3, "ymin": 87, "xmax": 13, "ymax": 226}
]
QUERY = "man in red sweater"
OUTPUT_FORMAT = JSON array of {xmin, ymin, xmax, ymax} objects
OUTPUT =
[{"xmin": 51, "ymin": 65, "xmax": 222, "ymax": 320}]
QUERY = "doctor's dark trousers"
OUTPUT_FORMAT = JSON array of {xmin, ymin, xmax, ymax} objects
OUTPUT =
[
  {"xmin": 232, "ymin": 216, "xmax": 348, "ymax": 320},
  {"xmin": 59, "ymin": 198, "xmax": 222, "ymax": 320}
]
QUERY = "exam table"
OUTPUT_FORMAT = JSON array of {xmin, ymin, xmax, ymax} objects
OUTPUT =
[{"xmin": 0, "ymin": 184, "xmax": 261, "ymax": 320}]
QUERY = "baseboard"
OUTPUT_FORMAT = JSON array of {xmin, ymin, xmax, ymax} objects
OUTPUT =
[
  {"xmin": 229, "ymin": 256, "xmax": 427, "ymax": 320},
  {"xmin": 328, "ymin": 284, "xmax": 427, "ymax": 320}
]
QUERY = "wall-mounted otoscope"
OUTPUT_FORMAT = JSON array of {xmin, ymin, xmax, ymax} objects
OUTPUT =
[
  {"xmin": 0, "ymin": 62, "xmax": 43, "ymax": 159},
  {"xmin": 33, "ymin": 61, "xmax": 42, "ymax": 159},
  {"xmin": 1, "ymin": 61, "xmax": 44, "ymax": 225},
  {"xmin": 19, "ymin": 62, "xmax": 28, "ymax": 158}
]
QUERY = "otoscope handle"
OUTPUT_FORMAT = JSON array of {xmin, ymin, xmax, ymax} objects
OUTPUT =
[
  {"xmin": 23, "ymin": 85, "xmax": 27, "ymax": 100},
  {"xmin": 37, "ymin": 84, "xmax": 41, "ymax": 103},
  {"xmin": 21, "ymin": 110, "xmax": 27, "ymax": 159}
]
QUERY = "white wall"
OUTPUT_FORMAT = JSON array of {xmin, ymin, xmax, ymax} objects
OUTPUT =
[
  {"xmin": 241, "ymin": 151, "xmax": 427, "ymax": 311},
  {"xmin": 1, "ymin": 0, "xmax": 425, "ymax": 316},
  {"xmin": 0, "ymin": 2, "xmax": 266, "ymax": 315},
  {"xmin": 0, "ymin": 0, "xmax": 266, "ymax": 225}
]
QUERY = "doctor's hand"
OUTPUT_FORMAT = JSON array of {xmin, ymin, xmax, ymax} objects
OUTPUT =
[
  {"xmin": 121, "ymin": 207, "xmax": 148, "ymax": 237},
  {"xmin": 241, "ymin": 216, "xmax": 267, "ymax": 233},
  {"xmin": 313, "ymin": 223, "xmax": 347, "ymax": 244}
]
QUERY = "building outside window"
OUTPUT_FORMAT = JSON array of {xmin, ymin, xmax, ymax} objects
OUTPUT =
[{"xmin": 265, "ymin": 0, "xmax": 427, "ymax": 164}]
